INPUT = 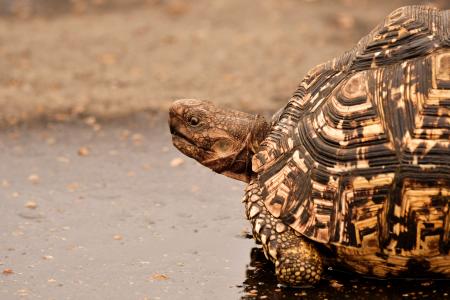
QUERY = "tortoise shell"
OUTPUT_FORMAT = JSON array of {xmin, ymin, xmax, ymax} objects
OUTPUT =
[{"xmin": 252, "ymin": 5, "xmax": 450, "ymax": 260}]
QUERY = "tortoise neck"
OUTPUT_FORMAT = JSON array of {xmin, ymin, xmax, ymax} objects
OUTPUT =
[
  {"xmin": 234, "ymin": 114, "xmax": 271, "ymax": 182},
  {"xmin": 208, "ymin": 113, "xmax": 270, "ymax": 183}
]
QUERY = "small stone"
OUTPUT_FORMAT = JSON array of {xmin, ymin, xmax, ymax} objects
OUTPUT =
[
  {"xmin": 42, "ymin": 255, "xmax": 54, "ymax": 260},
  {"xmin": 28, "ymin": 174, "xmax": 40, "ymax": 184},
  {"xmin": 170, "ymin": 158, "xmax": 184, "ymax": 167},
  {"xmin": 113, "ymin": 234, "xmax": 123, "ymax": 240},
  {"xmin": 25, "ymin": 201, "xmax": 37, "ymax": 209},
  {"xmin": 2, "ymin": 268, "xmax": 13, "ymax": 275},
  {"xmin": 149, "ymin": 273, "xmax": 169, "ymax": 281},
  {"xmin": 1, "ymin": 180, "xmax": 10, "ymax": 188},
  {"xmin": 48, "ymin": 278, "xmax": 57, "ymax": 283},
  {"xmin": 66, "ymin": 182, "xmax": 80, "ymax": 192},
  {"xmin": 78, "ymin": 147, "xmax": 90, "ymax": 156}
]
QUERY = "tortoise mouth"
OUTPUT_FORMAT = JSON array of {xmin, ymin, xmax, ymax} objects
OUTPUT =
[
  {"xmin": 171, "ymin": 129, "xmax": 196, "ymax": 148},
  {"xmin": 171, "ymin": 132, "xmax": 210, "ymax": 164}
]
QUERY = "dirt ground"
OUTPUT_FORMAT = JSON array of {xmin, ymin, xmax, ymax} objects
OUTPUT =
[
  {"xmin": 1, "ymin": 1, "xmax": 450, "ymax": 300},
  {"xmin": 0, "ymin": 0, "xmax": 447, "ymax": 126}
]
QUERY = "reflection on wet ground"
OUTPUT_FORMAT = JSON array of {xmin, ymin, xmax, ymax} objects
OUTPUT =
[
  {"xmin": 1, "ymin": 117, "xmax": 450, "ymax": 299},
  {"xmin": 240, "ymin": 246, "xmax": 450, "ymax": 299}
]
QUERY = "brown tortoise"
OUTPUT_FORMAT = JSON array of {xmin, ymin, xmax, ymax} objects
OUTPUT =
[{"xmin": 169, "ymin": 6, "xmax": 450, "ymax": 286}]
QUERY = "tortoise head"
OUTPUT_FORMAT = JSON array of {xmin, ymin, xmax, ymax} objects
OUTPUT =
[{"xmin": 169, "ymin": 99, "xmax": 270, "ymax": 182}]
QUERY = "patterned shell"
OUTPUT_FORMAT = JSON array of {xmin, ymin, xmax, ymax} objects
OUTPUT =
[{"xmin": 252, "ymin": 5, "xmax": 450, "ymax": 254}]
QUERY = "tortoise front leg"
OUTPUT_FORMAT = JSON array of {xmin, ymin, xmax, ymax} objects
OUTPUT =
[
  {"xmin": 273, "ymin": 229, "xmax": 323, "ymax": 286},
  {"xmin": 244, "ymin": 182, "xmax": 323, "ymax": 286}
]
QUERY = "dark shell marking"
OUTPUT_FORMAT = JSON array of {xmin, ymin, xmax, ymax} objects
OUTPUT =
[{"xmin": 252, "ymin": 6, "xmax": 450, "ymax": 277}]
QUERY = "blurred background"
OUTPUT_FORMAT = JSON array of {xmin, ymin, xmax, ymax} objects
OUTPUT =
[
  {"xmin": 1, "ymin": 1, "xmax": 449, "ymax": 300},
  {"xmin": 0, "ymin": 0, "xmax": 447, "ymax": 127}
]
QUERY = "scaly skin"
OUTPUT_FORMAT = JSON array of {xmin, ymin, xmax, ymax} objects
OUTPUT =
[
  {"xmin": 169, "ymin": 99, "xmax": 325, "ymax": 286},
  {"xmin": 244, "ymin": 180, "xmax": 323, "ymax": 286}
]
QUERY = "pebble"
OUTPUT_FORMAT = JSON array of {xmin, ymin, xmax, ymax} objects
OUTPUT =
[
  {"xmin": 25, "ymin": 200, "xmax": 37, "ymax": 209},
  {"xmin": 150, "ymin": 273, "xmax": 169, "ymax": 281},
  {"xmin": 170, "ymin": 157, "xmax": 184, "ymax": 167},
  {"xmin": 2, "ymin": 268, "xmax": 13, "ymax": 275},
  {"xmin": 28, "ymin": 174, "xmax": 40, "ymax": 184},
  {"xmin": 78, "ymin": 146, "xmax": 90, "ymax": 156}
]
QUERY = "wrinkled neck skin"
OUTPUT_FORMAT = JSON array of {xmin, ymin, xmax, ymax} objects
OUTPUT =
[
  {"xmin": 203, "ymin": 114, "xmax": 268, "ymax": 182},
  {"xmin": 169, "ymin": 99, "xmax": 270, "ymax": 182}
]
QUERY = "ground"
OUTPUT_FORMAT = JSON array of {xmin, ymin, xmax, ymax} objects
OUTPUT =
[
  {"xmin": 1, "ymin": 0, "xmax": 447, "ymax": 126},
  {"xmin": 0, "ymin": 0, "xmax": 449, "ymax": 299}
]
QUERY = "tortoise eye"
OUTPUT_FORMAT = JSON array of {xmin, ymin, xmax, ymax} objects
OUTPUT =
[{"xmin": 188, "ymin": 116, "xmax": 200, "ymax": 127}]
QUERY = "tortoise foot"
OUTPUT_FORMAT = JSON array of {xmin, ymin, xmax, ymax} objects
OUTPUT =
[{"xmin": 274, "ymin": 238, "xmax": 323, "ymax": 286}]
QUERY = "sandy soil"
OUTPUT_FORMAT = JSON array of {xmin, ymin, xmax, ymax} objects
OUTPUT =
[{"xmin": 0, "ymin": 0, "xmax": 447, "ymax": 127}]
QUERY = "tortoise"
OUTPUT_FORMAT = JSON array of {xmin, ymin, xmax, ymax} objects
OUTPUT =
[{"xmin": 169, "ymin": 6, "xmax": 450, "ymax": 286}]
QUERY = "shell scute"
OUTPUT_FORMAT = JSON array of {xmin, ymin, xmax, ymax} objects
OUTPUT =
[{"xmin": 254, "ymin": 5, "xmax": 450, "ymax": 258}]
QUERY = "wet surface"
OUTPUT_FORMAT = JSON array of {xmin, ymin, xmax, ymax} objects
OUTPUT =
[
  {"xmin": 0, "ymin": 115, "xmax": 252, "ymax": 299},
  {"xmin": 243, "ymin": 247, "xmax": 450, "ymax": 299},
  {"xmin": 1, "ymin": 116, "xmax": 450, "ymax": 299}
]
